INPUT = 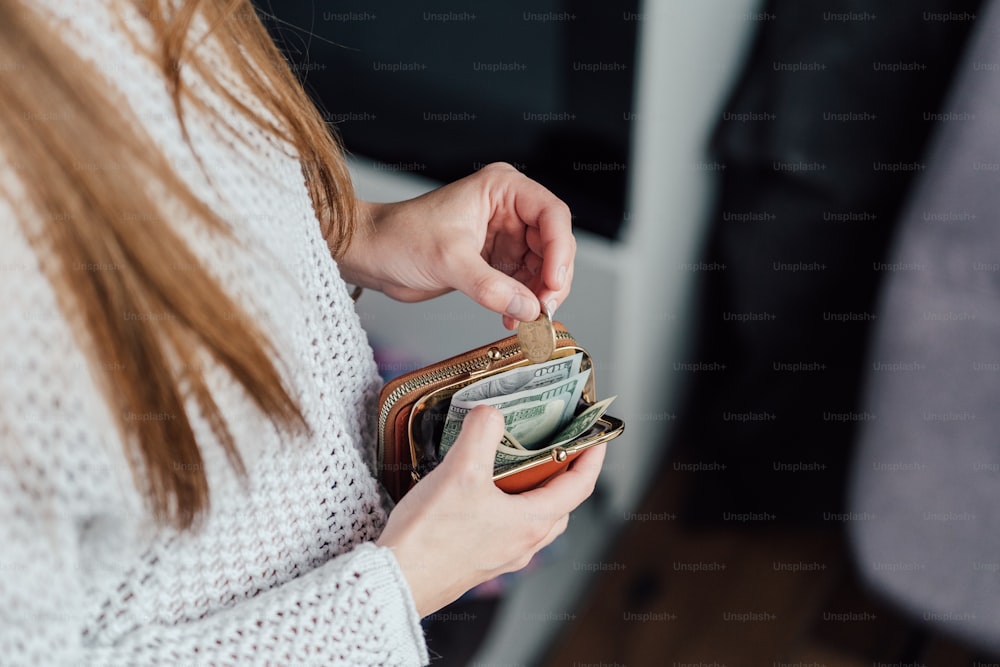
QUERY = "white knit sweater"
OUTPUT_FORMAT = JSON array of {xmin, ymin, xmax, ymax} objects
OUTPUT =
[{"xmin": 0, "ymin": 1, "xmax": 428, "ymax": 665}]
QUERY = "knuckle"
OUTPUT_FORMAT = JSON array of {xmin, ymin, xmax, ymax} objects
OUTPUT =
[
  {"xmin": 482, "ymin": 161, "xmax": 516, "ymax": 174},
  {"xmin": 522, "ymin": 522, "xmax": 548, "ymax": 548},
  {"xmin": 557, "ymin": 201, "xmax": 573, "ymax": 223},
  {"xmin": 543, "ymin": 522, "xmax": 567, "ymax": 547},
  {"xmin": 575, "ymin": 482, "xmax": 596, "ymax": 506},
  {"xmin": 513, "ymin": 551, "xmax": 535, "ymax": 570}
]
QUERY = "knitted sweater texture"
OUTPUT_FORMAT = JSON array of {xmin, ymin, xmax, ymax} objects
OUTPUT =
[{"xmin": 0, "ymin": 1, "xmax": 428, "ymax": 665}]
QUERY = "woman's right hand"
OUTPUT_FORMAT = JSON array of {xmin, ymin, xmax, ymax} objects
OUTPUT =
[{"xmin": 376, "ymin": 405, "xmax": 606, "ymax": 618}]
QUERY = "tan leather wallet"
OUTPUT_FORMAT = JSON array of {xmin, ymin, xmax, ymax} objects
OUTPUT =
[{"xmin": 377, "ymin": 321, "xmax": 625, "ymax": 502}]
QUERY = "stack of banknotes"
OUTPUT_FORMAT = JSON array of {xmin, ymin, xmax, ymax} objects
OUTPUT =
[{"xmin": 438, "ymin": 352, "xmax": 616, "ymax": 472}]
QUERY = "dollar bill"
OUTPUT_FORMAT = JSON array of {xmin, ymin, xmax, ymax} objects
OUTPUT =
[
  {"xmin": 543, "ymin": 395, "xmax": 617, "ymax": 450},
  {"xmin": 494, "ymin": 440, "xmax": 537, "ymax": 470},
  {"xmin": 492, "ymin": 396, "xmax": 618, "ymax": 472},
  {"xmin": 439, "ymin": 368, "xmax": 591, "ymax": 455},
  {"xmin": 454, "ymin": 353, "xmax": 583, "ymax": 403},
  {"xmin": 503, "ymin": 400, "xmax": 568, "ymax": 449}
]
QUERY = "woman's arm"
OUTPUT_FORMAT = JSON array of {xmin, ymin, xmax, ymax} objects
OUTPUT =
[{"xmin": 335, "ymin": 164, "xmax": 601, "ymax": 616}]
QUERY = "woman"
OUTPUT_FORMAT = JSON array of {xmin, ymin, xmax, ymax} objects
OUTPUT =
[{"xmin": 0, "ymin": 0, "xmax": 605, "ymax": 664}]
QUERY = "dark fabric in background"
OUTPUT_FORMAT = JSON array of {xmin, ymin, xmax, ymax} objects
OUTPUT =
[
  {"xmin": 672, "ymin": 0, "xmax": 981, "ymax": 523},
  {"xmin": 848, "ymin": 0, "xmax": 1000, "ymax": 651}
]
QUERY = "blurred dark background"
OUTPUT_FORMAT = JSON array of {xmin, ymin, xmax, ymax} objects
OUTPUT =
[
  {"xmin": 674, "ymin": 0, "xmax": 981, "ymax": 524},
  {"xmin": 255, "ymin": 0, "xmax": 637, "ymax": 239}
]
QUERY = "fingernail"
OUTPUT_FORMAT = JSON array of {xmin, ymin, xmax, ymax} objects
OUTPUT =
[
  {"xmin": 486, "ymin": 408, "xmax": 504, "ymax": 428},
  {"xmin": 474, "ymin": 405, "xmax": 502, "ymax": 425},
  {"xmin": 556, "ymin": 265, "xmax": 568, "ymax": 289},
  {"xmin": 505, "ymin": 294, "xmax": 536, "ymax": 322},
  {"xmin": 545, "ymin": 299, "xmax": 558, "ymax": 317}
]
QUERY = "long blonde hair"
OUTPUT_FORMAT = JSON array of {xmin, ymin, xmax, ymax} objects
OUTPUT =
[{"xmin": 0, "ymin": 0, "xmax": 358, "ymax": 529}]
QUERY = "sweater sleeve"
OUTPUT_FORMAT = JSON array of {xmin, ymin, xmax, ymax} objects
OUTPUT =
[
  {"xmin": 0, "ymin": 427, "xmax": 428, "ymax": 667},
  {"xmin": 91, "ymin": 543, "xmax": 429, "ymax": 666}
]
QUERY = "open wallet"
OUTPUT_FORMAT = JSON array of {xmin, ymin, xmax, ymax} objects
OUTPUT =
[{"xmin": 377, "ymin": 314, "xmax": 625, "ymax": 502}]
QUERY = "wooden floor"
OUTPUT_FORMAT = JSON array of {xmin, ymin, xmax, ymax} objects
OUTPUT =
[{"xmin": 541, "ymin": 453, "xmax": 998, "ymax": 667}]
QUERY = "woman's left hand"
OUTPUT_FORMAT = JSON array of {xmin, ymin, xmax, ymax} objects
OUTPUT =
[{"xmin": 336, "ymin": 162, "xmax": 575, "ymax": 329}]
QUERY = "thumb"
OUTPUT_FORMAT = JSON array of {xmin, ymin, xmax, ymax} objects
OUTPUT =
[
  {"xmin": 445, "ymin": 406, "xmax": 506, "ymax": 478},
  {"xmin": 452, "ymin": 255, "xmax": 540, "ymax": 323}
]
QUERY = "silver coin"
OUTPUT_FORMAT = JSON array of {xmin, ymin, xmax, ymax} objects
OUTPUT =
[{"xmin": 517, "ymin": 307, "xmax": 556, "ymax": 363}]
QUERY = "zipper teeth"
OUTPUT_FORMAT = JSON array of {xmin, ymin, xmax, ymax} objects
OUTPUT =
[{"xmin": 377, "ymin": 330, "xmax": 575, "ymax": 465}]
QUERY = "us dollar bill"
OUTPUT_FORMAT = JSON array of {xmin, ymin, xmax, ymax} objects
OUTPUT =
[
  {"xmin": 543, "ymin": 395, "xmax": 617, "ymax": 450},
  {"xmin": 454, "ymin": 353, "xmax": 583, "ymax": 403},
  {"xmin": 492, "ymin": 396, "xmax": 617, "ymax": 472},
  {"xmin": 438, "ymin": 368, "xmax": 591, "ymax": 455}
]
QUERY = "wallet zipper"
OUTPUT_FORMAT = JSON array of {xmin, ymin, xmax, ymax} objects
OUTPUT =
[{"xmin": 377, "ymin": 329, "xmax": 575, "ymax": 468}]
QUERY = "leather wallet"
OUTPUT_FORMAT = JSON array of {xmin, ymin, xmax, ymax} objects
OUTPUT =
[{"xmin": 377, "ymin": 321, "xmax": 625, "ymax": 502}]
